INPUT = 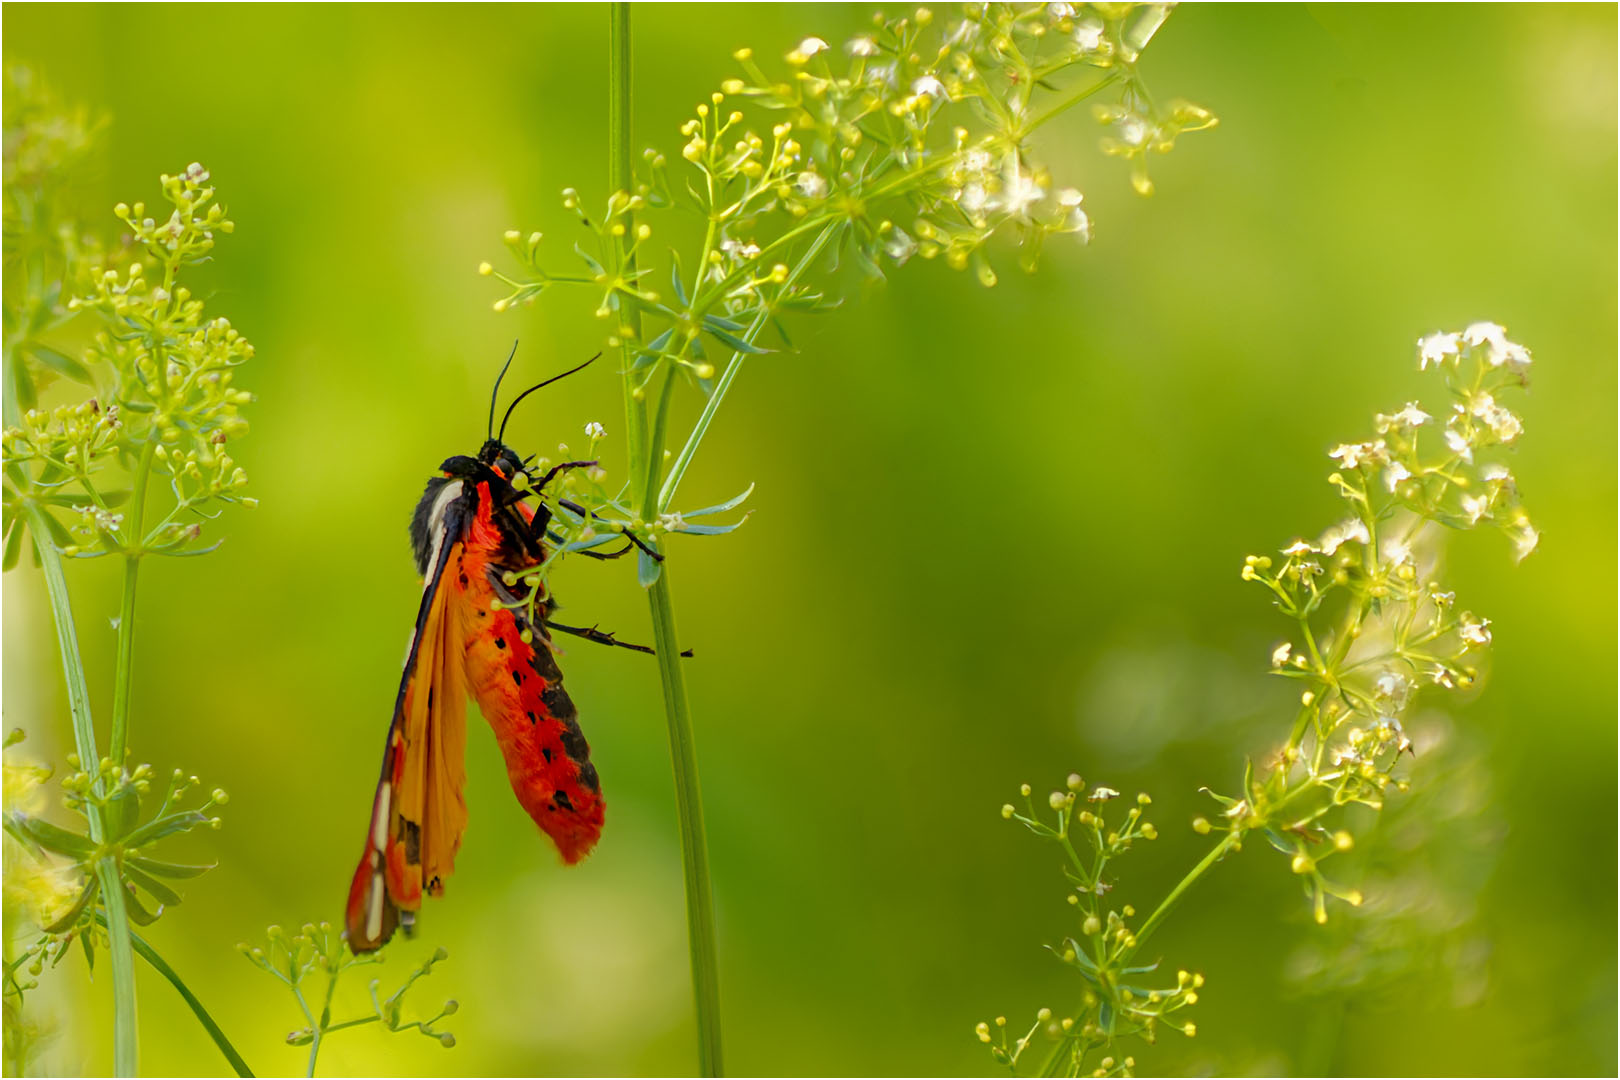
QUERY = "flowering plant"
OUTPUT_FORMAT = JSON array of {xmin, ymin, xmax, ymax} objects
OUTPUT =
[
  {"xmin": 482, "ymin": 6, "xmax": 1214, "ymax": 1073},
  {"xmin": 981, "ymin": 324, "xmax": 1538, "ymax": 1076}
]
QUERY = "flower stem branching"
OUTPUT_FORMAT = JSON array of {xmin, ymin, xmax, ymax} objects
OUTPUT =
[{"xmin": 984, "ymin": 325, "xmax": 1539, "ymax": 1076}]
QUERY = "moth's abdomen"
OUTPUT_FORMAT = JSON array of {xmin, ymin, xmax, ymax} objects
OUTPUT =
[{"xmin": 458, "ymin": 486, "xmax": 604, "ymax": 863}]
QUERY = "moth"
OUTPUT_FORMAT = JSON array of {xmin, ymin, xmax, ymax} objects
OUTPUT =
[{"xmin": 345, "ymin": 352, "xmax": 656, "ymax": 951}]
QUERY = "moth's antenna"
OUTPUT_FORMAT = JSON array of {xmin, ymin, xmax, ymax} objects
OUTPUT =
[
  {"xmin": 497, "ymin": 353, "xmax": 601, "ymax": 444},
  {"xmin": 488, "ymin": 341, "xmax": 521, "ymax": 441}
]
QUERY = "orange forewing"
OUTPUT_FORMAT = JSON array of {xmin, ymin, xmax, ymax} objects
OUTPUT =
[{"xmin": 345, "ymin": 538, "xmax": 471, "ymax": 951}]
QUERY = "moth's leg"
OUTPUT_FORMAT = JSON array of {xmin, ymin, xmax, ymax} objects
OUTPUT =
[
  {"xmin": 554, "ymin": 497, "xmax": 666, "ymax": 563},
  {"xmin": 533, "ymin": 459, "xmax": 599, "ymax": 492},
  {"xmin": 545, "ymin": 620, "xmax": 693, "ymax": 658},
  {"xmin": 544, "ymin": 533, "xmax": 635, "ymax": 561}
]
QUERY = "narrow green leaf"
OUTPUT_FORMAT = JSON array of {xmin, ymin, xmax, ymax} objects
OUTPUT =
[
  {"xmin": 670, "ymin": 255, "xmax": 690, "ymax": 307},
  {"xmin": 637, "ymin": 546, "xmax": 662, "ymax": 588},
  {"xmin": 682, "ymin": 482, "xmax": 755, "ymax": 519},
  {"xmin": 17, "ymin": 813, "xmax": 97, "ymax": 858},
  {"xmin": 38, "ymin": 509, "xmax": 72, "ymax": 548},
  {"xmin": 124, "ymin": 853, "xmax": 216, "ymax": 880},
  {"xmin": 43, "ymin": 876, "xmax": 99, "ymax": 934},
  {"xmin": 119, "ymin": 879, "xmax": 163, "ymax": 925},
  {"xmin": 3, "ymin": 515, "xmax": 24, "ymax": 571},
  {"xmin": 671, "ymin": 516, "xmax": 750, "ymax": 536},
  {"xmin": 701, "ymin": 313, "xmax": 746, "ymax": 333},
  {"xmin": 28, "ymin": 343, "xmax": 92, "ymax": 383},
  {"xmin": 122, "ymin": 809, "xmax": 210, "ymax": 849},
  {"xmin": 703, "ymin": 326, "xmax": 770, "ymax": 355},
  {"xmin": 122, "ymin": 862, "xmax": 184, "ymax": 908},
  {"xmin": 103, "ymin": 786, "xmax": 142, "ymax": 842},
  {"xmin": 573, "ymin": 242, "xmax": 605, "ymax": 276}
]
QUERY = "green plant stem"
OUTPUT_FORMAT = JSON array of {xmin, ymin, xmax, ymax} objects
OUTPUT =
[
  {"xmin": 109, "ymin": 439, "xmax": 156, "ymax": 764},
  {"xmin": 25, "ymin": 501, "xmax": 139, "ymax": 1076},
  {"xmin": 609, "ymin": 5, "xmax": 723, "ymax": 1075},
  {"xmin": 1033, "ymin": 832, "xmax": 1241, "ymax": 1078},
  {"xmin": 608, "ymin": 1, "xmax": 650, "ymax": 512},
  {"xmin": 94, "ymin": 913, "xmax": 254, "ymax": 1077},
  {"xmin": 657, "ymin": 221, "xmax": 837, "ymax": 512},
  {"xmin": 1131, "ymin": 832, "xmax": 1240, "ymax": 952}
]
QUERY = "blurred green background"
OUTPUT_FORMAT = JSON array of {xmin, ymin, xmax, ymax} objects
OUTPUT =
[{"xmin": 3, "ymin": 3, "xmax": 1614, "ymax": 1076}]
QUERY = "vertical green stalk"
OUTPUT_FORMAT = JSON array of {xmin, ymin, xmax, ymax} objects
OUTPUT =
[
  {"xmin": 108, "ymin": 439, "xmax": 156, "ymax": 764},
  {"xmin": 25, "ymin": 502, "xmax": 139, "ymax": 1076},
  {"xmin": 608, "ymin": 5, "xmax": 723, "ymax": 1074}
]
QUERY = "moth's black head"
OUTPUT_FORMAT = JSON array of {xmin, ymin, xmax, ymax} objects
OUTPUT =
[{"xmin": 476, "ymin": 438, "xmax": 527, "ymax": 481}]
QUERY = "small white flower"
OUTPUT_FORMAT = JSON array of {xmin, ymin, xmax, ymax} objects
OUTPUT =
[
  {"xmin": 957, "ymin": 181, "xmax": 989, "ymax": 215},
  {"xmin": 584, "ymin": 421, "xmax": 606, "ymax": 440},
  {"xmin": 911, "ymin": 75, "xmax": 946, "ymax": 100},
  {"xmin": 1000, "ymin": 161, "xmax": 1044, "ymax": 219},
  {"xmin": 1384, "ymin": 460, "xmax": 1411, "ymax": 492},
  {"xmin": 1463, "ymin": 321, "xmax": 1513, "ymax": 366},
  {"xmin": 1390, "ymin": 402, "xmax": 1431, "ymax": 429},
  {"xmin": 1460, "ymin": 492, "xmax": 1491, "ymax": 524},
  {"xmin": 796, "ymin": 36, "xmax": 830, "ymax": 57},
  {"xmin": 720, "ymin": 237, "xmax": 762, "ymax": 260},
  {"xmin": 1417, "ymin": 332, "xmax": 1460, "ymax": 369},
  {"xmin": 1073, "ymin": 14, "xmax": 1105, "ymax": 51},
  {"xmin": 184, "ymin": 162, "xmax": 210, "ymax": 183},
  {"xmin": 1271, "ymin": 642, "xmax": 1292, "ymax": 667},
  {"xmin": 1481, "ymin": 463, "xmax": 1512, "ymax": 484},
  {"xmin": 963, "ymin": 148, "xmax": 993, "ymax": 173},
  {"xmin": 1459, "ymin": 614, "xmax": 1492, "ymax": 647},
  {"xmin": 883, "ymin": 226, "xmax": 918, "ymax": 265},
  {"xmin": 846, "ymin": 35, "xmax": 878, "ymax": 57},
  {"xmin": 1508, "ymin": 517, "xmax": 1540, "ymax": 562},
  {"xmin": 1057, "ymin": 187, "xmax": 1084, "ymax": 208},
  {"xmin": 1463, "ymin": 321, "xmax": 1507, "ymax": 348},
  {"xmin": 1281, "ymin": 539, "xmax": 1318, "ymax": 556},
  {"xmin": 1088, "ymin": 786, "xmax": 1120, "ymax": 802},
  {"xmin": 1500, "ymin": 340, "xmax": 1533, "ymax": 372},
  {"xmin": 1443, "ymin": 424, "xmax": 1474, "ymax": 463},
  {"xmin": 1119, "ymin": 117, "xmax": 1149, "ymax": 146},
  {"xmin": 795, "ymin": 169, "xmax": 828, "ymax": 200},
  {"xmin": 945, "ymin": 18, "xmax": 981, "ymax": 47},
  {"xmin": 1048, "ymin": 2, "xmax": 1076, "ymax": 18},
  {"xmin": 1328, "ymin": 440, "xmax": 1386, "ymax": 469},
  {"xmin": 1381, "ymin": 534, "xmax": 1412, "ymax": 566},
  {"xmin": 1374, "ymin": 672, "xmax": 1409, "ymax": 701},
  {"xmin": 1319, "ymin": 518, "xmax": 1370, "ymax": 556}
]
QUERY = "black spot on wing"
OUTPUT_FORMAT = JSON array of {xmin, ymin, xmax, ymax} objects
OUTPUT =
[{"xmin": 554, "ymin": 790, "xmax": 574, "ymax": 812}]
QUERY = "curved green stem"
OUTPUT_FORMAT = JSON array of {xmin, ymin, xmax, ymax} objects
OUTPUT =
[
  {"xmin": 95, "ymin": 913, "xmax": 254, "ymax": 1077},
  {"xmin": 26, "ymin": 501, "xmax": 139, "ymax": 1076},
  {"xmin": 609, "ymin": 5, "xmax": 723, "ymax": 1074},
  {"xmin": 1130, "ymin": 832, "xmax": 1240, "ymax": 952}
]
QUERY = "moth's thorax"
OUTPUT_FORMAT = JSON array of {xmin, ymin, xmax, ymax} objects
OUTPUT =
[{"xmin": 408, "ymin": 456, "xmax": 545, "ymax": 579}]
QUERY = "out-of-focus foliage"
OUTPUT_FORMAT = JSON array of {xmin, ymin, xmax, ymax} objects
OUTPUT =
[{"xmin": 0, "ymin": 4, "xmax": 1613, "ymax": 1076}]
